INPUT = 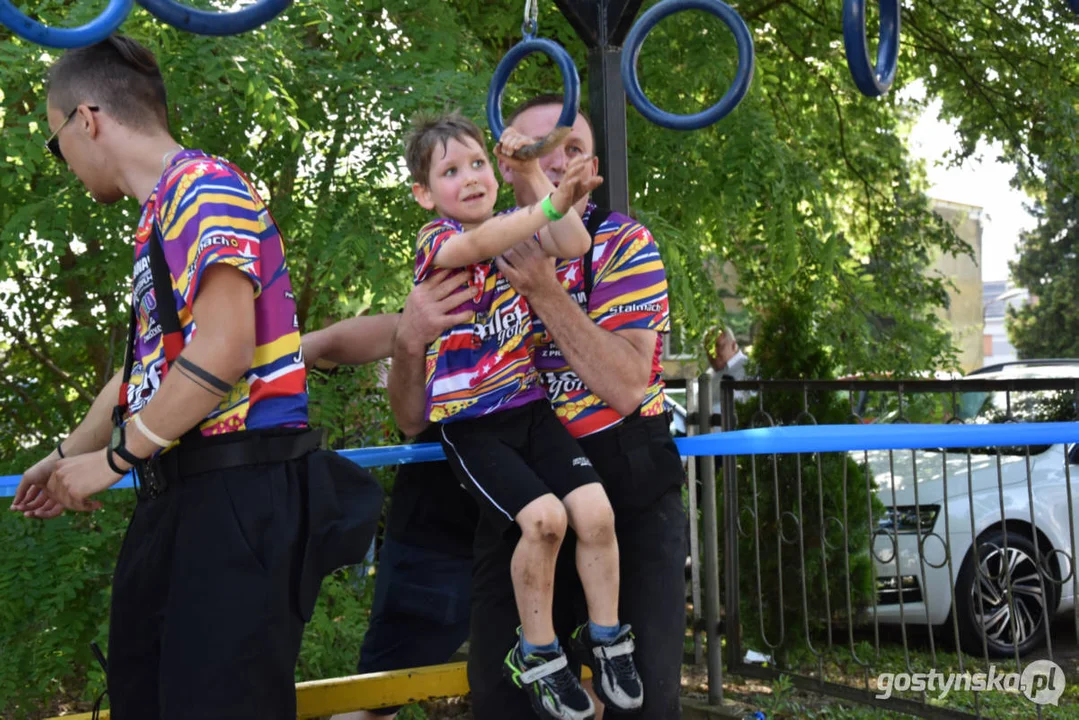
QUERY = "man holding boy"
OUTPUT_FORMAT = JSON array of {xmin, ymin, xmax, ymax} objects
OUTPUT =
[{"xmin": 390, "ymin": 97, "xmax": 688, "ymax": 719}]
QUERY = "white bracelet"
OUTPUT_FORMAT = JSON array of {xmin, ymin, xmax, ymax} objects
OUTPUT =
[{"xmin": 133, "ymin": 413, "xmax": 172, "ymax": 448}]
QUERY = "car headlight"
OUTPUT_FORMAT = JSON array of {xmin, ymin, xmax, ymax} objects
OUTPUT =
[{"xmin": 878, "ymin": 505, "xmax": 940, "ymax": 535}]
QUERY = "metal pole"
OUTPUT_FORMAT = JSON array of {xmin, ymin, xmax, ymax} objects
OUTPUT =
[
  {"xmin": 552, "ymin": 0, "xmax": 641, "ymax": 215},
  {"xmin": 587, "ymin": 45, "xmax": 630, "ymax": 214},
  {"xmin": 686, "ymin": 375, "xmax": 704, "ymax": 665},
  {"xmin": 720, "ymin": 377, "xmax": 742, "ymax": 680},
  {"xmin": 698, "ymin": 373, "xmax": 723, "ymax": 704}
]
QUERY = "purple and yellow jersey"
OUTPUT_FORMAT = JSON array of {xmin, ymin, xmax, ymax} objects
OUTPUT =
[
  {"xmin": 125, "ymin": 149, "xmax": 307, "ymax": 435},
  {"xmin": 414, "ymin": 219, "xmax": 545, "ymax": 423},
  {"xmin": 533, "ymin": 205, "xmax": 670, "ymax": 438}
]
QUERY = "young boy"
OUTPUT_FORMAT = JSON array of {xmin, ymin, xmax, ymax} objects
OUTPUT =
[{"xmin": 405, "ymin": 112, "xmax": 643, "ymax": 720}]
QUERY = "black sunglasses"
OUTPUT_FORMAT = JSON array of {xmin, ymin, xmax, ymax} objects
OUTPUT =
[{"xmin": 45, "ymin": 105, "xmax": 99, "ymax": 163}]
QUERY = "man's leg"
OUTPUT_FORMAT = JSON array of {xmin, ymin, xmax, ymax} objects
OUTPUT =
[
  {"xmin": 581, "ymin": 418, "xmax": 688, "ymax": 719},
  {"xmin": 612, "ymin": 485, "xmax": 687, "ymax": 718},
  {"xmin": 158, "ymin": 462, "xmax": 307, "ymax": 720},
  {"xmin": 107, "ymin": 495, "xmax": 178, "ymax": 720},
  {"xmin": 333, "ymin": 537, "xmax": 473, "ymax": 720}
]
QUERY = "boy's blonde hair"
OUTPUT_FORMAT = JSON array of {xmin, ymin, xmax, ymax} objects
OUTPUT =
[{"xmin": 404, "ymin": 110, "xmax": 487, "ymax": 186}]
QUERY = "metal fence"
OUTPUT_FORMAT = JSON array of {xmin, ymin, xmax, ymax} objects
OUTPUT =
[{"xmin": 683, "ymin": 375, "xmax": 1079, "ymax": 719}]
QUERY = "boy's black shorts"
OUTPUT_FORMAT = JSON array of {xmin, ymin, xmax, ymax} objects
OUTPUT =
[{"xmin": 439, "ymin": 400, "xmax": 601, "ymax": 530}]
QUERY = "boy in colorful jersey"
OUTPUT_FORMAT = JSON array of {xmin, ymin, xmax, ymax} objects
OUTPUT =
[
  {"xmin": 9, "ymin": 36, "xmax": 355, "ymax": 720},
  {"xmin": 481, "ymin": 97, "xmax": 688, "ymax": 719},
  {"xmin": 404, "ymin": 111, "xmax": 643, "ymax": 719}
]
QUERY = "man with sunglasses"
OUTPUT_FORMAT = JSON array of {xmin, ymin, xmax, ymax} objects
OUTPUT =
[{"xmin": 10, "ymin": 34, "xmax": 338, "ymax": 720}]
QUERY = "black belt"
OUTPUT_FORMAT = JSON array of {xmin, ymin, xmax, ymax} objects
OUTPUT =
[{"xmin": 134, "ymin": 427, "xmax": 323, "ymax": 500}]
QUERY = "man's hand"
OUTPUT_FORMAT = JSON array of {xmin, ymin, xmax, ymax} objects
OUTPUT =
[
  {"xmin": 550, "ymin": 155, "xmax": 603, "ymax": 215},
  {"xmin": 44, "ymin": 449, "xmax": 123, "ymax": 513},
  {"xmin": 10, "ymin": 450, "xmax": 65, "ymax": 519},
  {"xmin": 396, "ymin": 270, "xmax": 474, "ymax": 355},
  {"xmin": 496, "ymin": 241, "xmax": 561, "ymax": 299}
]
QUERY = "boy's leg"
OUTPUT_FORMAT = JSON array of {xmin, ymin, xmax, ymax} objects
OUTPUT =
[
  {"xmin": 511, "ymin": 493, "xmax": 568, "ymax": 647},
  {"xmin": 107, "ymin": 495, "xmax": 179, "ymax": 720},
  {"xmin": 439, "ymin": 411, "xmax": 571, "ymax": 652},
  {"xmin": 443, "ymin": 407, "xmax": 593, "ymax": 719},
  {"xmin": 526, "ymin": 403, "xmax": 642, "ymax": 712},
  {"xmin": 560, "ymin": 484, "xmax": 619, "ymax": 627},
  {"xmin": 158, "ymin": 461, "xmax": 307, "ymax": 720}
]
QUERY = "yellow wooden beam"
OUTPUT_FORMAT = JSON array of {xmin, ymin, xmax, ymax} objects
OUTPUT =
[
  {"xmin": 45, "ymin": 663, "xmax": 592, "ymax": 719},
  {"xmin": 296, "ymin": 661, "xmax": 471, "ymax": 718}
]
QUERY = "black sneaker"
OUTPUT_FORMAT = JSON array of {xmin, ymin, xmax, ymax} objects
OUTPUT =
[
  {"xmin": 503, "ymin": 631, "xmax": 595, "ymax": 720},
  {"xmin": 571, "ymin": 623, "xmax": 644, "ymax": 713}
]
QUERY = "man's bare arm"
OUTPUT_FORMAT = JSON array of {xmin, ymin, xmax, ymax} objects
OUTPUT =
[
  {"xmin": 302, "ymin": 314, "xmax": 400, "ymax": 369},
  {"xmin": 387, "ymin": 270, "xmax": 473, "ymax": 437},
  {"xmin": 497, "ymin": 243, "xmax": 655, "ymax": 416}
]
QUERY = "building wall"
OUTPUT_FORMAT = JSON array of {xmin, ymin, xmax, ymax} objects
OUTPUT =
[{"xmin": 929, "ymin": 200, "xmax": 985, "ymax": 373}]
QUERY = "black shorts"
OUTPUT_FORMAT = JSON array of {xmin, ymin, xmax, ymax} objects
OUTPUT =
[
  {"xmin": 468, "ymin": 411, "xmax": 689, "ymax": 720},
  {"xmin": 439, "ymin": 400, "xmax": 601, "ymax": 530}
]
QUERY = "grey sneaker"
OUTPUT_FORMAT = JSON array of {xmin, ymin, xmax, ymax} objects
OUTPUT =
[
  {"xmin": 571, "ymin": 623, "xmax": 644, "ymax": 712},
  {"xmin": 503, "ymin": 631, "xmax": 595, "ymax": 720}
]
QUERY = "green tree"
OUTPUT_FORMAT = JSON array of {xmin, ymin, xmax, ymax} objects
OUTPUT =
[{"xmin": 1006, "ymin": 167, "xmax": 1079, "ymax": 359}]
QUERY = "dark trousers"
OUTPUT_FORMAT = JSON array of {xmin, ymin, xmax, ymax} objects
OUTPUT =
[
  {"xmin": 468, "ymin": 412, "xmax": 689, "ymax": 719},
  {"xmin": 356, "ymin": 538, "xmax": 473, "ymax": 716},
  {"xmin": 107, "ymin": 458, "xmax": 308, "ymax": 720}
]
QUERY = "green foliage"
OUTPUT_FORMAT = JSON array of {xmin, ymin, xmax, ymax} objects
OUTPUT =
[
  {"xmin": 0, "ymin": 493, "xmax": 130, "ymax": 718},
  {"xmin": 1006, "ymin": 163, "xmax": 1079, "ymax": 360}
]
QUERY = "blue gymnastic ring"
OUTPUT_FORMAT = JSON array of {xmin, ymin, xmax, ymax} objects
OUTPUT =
[
  {"xmin": 620, "ymin": 0, "xmax": 755, "ymax": 131},
  {"xmin": 0, "ymin": 0, "xmax": 132, "ymax": 49},
  {"xmin": 486, "ymin": 37, "xmax": 580, "ymax": 159},
  {"xmin": 135, "ymin": 0, "xmax": 290, "ymax": 35},
  {"xmin": 842, "ymin": 0, "xmax": 900, "ymax": 97}
]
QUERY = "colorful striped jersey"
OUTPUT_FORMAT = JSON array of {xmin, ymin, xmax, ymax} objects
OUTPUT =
[
  {"xmin": 413, "ymin": 218, "xmax": 545, "ymax": 423},
  {"xmin": 125, "ymin": 149, "xmax": 308, "ymax": 435},
  {"xmin": 533, "ymin": 204, "xmax": 670, "ymax": 439}
]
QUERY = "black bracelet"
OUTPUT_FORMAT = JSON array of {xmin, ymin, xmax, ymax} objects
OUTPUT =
[
  {"xmin": 113, "ymin": 443, "xmax": 142, "ymax": 468},
  {"xmin": 57, "ymin": 441, "xmax": 66, "ymax": 459},
  {"xmin": 106, "ymin": 447, "xmax": 127, "ymax": 476}
]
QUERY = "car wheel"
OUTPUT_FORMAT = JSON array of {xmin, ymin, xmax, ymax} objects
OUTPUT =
[{"xmin": 954, "ymin": 529, "xmax": 1059, "ymax": 658}]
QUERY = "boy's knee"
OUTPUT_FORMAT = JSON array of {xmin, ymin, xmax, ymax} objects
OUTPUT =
[
  {"xmin": 574, "ymin": 501, "xmax": 616, "ymax": 546},
  {"xmin": 517, "ymin": 496, "xmax": 567, "ymax": 544}
]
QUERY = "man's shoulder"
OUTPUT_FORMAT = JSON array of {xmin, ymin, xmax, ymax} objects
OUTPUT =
[
  {"xmin": 591, "ymin": 209, "xmax": 653, "ymax": 250},
  {"xmin": 161, "ymin": 153, "xmax": 254, "ymax": 209}
]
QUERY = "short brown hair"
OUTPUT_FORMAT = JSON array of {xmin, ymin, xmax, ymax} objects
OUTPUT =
[
  {"xmin": 404, "ymin": 110, "xmax": 487, "ymax": 186},
  {"xmin": 48, "ymin": 34, "xmax": 169, "ymax": 132},
  {"xmin": 507, "ymin": 94, "xmax": 593, "ymax": 136}
]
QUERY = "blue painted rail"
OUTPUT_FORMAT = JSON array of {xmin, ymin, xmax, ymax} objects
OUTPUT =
[{"xmin": 4, "ymin": 422, "xmax": 1077, "ymax": 499}]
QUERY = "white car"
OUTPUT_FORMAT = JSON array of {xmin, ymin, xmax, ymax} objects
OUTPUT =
[{"xmin": 868, "ymin": 361, "xmax": 1079, "ymax": 657}]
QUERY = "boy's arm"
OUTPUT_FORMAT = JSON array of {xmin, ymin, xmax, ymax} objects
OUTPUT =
[
  {"xmin": 509, "ymin": 163, "xmax": 592, "ymax": 260},
  {"xmin": 432, "ymin": 155, "xmax": 600, "ymax": 268},
  {"xmin": 302, "ymin": 314, "xmax": 401, "ymax": 369},
  {"xmin": 494, "ymin": 133, "xmax": 600, "ymax": 260},
  {"xmin": 431, "ymin": 193, "xmax": 562, "ymax": 269}
]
